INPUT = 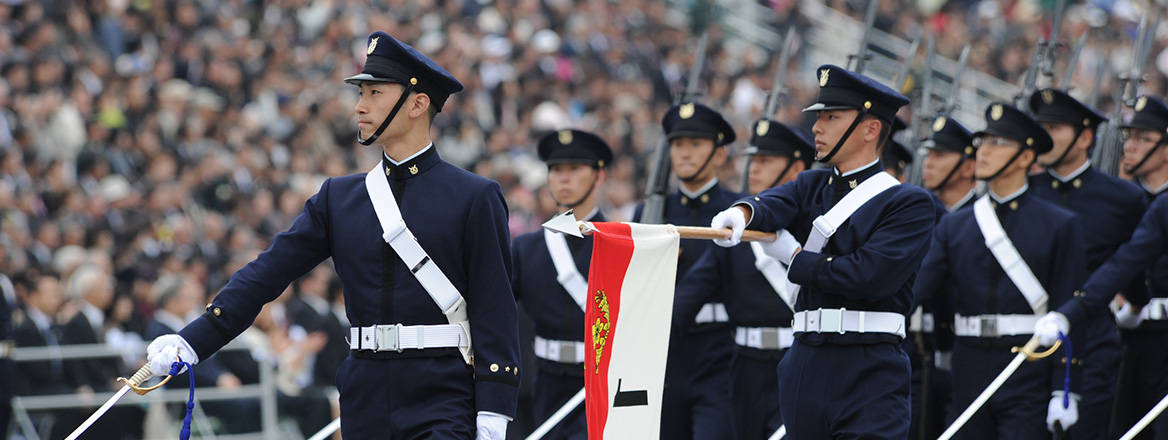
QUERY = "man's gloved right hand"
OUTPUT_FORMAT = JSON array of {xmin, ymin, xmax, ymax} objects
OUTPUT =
[
  {"xmin": 146, "ymin": 334, "xmax": 199, "ymax": 377},
  {"xmin": 711, "ymin": 207, "xmax": 746, "ymax": 247},
  {"xmin": 1114, "ymin": 302, "xmax": 1144, "ymax": 329}
]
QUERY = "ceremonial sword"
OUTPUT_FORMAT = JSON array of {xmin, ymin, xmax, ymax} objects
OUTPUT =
[
  {"xmin": 937, "ymin": 337, "xmax": 1061, "ymax": 440},
  {"xmin": 65, "ymin": 362, "xmax": 175, "ymax": 440}
]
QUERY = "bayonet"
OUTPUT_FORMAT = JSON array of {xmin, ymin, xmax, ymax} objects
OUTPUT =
[
  {"xmin": 1060, "ymin": 31, "xmax": 1088, "ymax": 90},
  {"xmin": 851, "ymin": 0, "xmax": 881, "ymax": 74},
  {"xmin": 741, "ymin": 26, "xmax": 796, "ymax": 192}
]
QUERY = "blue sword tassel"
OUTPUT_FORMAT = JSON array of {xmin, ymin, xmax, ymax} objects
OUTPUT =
[
  {"xmin": 168, "ymin": 358, "xmax": 195, "ymax": 440},
  {"xmin": 1058, "ymin": 331, "xmax": 1071, "ymax": 408}
]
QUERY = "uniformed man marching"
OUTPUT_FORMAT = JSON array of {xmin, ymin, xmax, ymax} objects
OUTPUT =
[
  {"xmin": 144, "ymin": 32, "xmax": 519, "ymax": 439},
  {"xmin": 633, "ymin": 101, "xmax": 738, "ymax": 438},
  {"xmin": 907, "ymin": 114, "xmax": 976, "ymax": 440},
  {"xmin": 1059, "ymin": 95, "xmax": 1168, "ymax": 439},
  {"xmin": 914, "ymin": 102, "xmax": 1087, "ymax": 438},
  {"xmin": 673, "ymin": 118, "xmax": 814, "ymax": 439},
  {"xmin": 511, "ymin": 129, "xmax": 612, "ymax": 440},
  {"xmin": 1025, "ymin": 88, "xmax": 1147, "ymax": 440},
  {"xmin": 712, "ymin": 64, "xmax": 935, "ymax": 438}
]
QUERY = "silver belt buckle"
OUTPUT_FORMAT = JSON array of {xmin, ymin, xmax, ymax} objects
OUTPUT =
[
  {"xmin": 820, "ymin": 308, "xmax": 845, "ymax": 334},
  {"xmin": 761, "ymin": 328, "xmax": 780, "ymax": 349},
  {"xmin": 376, "ymin": 324, "xmax": 402, "ymax": 352},
  {"xmin": 979, "ymin": 316, "xmax": 998, "ymax": 338}
]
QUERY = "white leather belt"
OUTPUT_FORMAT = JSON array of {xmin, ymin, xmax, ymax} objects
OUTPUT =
[
  {"xmin": 349, "ymin": 324, "xmax": 468, "ymax": 352},
  {"xmin": 954, "ymin": 314, "xmax": 1038, "ymax": 337},
  {"xmin": 533, "ymin": 336, "xmax": 586, "ymax": 364},
  {"xmin": 1141, "ymin": 298, "xmax": 1168, "ymax": 321},
  {"xmin": 0, "ymin": 340, "xmax": 10, "ymax": 359},
  {"xmin": 909, "ymin": 308, "xmax": 935, "ymax": 333},
  {"xmin": 792, "ymin": 308, "xmax": 906, "ymax": 338},
  {"xmin": 735, "ymin": 326, "xmax": 794, "ymax": 350},
  {"xmin": 694, "ymin": 303, "xmax": 729, "ymax": 324}
]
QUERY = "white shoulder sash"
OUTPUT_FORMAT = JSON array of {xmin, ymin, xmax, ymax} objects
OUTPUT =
[{"xmin": 972, "ymin": 195, "xmax": 1048, "ymax": 314}]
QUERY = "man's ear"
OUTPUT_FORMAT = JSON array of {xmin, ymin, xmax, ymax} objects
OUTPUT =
[{"xmin": 410, "ymin": 92, "xmax": 431, "ymax": 120}]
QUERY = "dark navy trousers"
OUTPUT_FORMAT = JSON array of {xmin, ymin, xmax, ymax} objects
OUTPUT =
[
  {"xmin": 661, "ymin": 328, "xmax": 734, "ymax": 439},
  {"xmin": 949, "ymin": 342, "xmax": 1050, "ymax": 440},
  {"xmin": 530, "ymin": 368, "xmax": 585, "ymax": 440},
  {"xmin": 1071, "ymin": 314, "xmax": 1121, "ymax": 440},
  {"xmin": 337, "ymin": 355, "xmax": 475, "ymax": 439},
  {"xmin": 778, "ymin": 340, "xmax": 910, "ymax": 439},
  {"xmin": 1111, "ymin": 331, "xmax": 1168, "ymax": 440},
  {"xmin": 731, "ymin": 348, "xmax": 784, "ymax": 440}
]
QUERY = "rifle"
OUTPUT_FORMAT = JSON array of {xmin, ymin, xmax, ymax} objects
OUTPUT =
[
  {"xmin": 1095, "ymin": 11, "xmax": 1159, "ymax": 176},
  {"xmin": 850, "ymin": 0, "xmax": 881, "ymax": 74},
  {"xmin": 741, "ymin": 26, "xmax": 796, "ymax": 193},
  {"xmin": 640, "ymin": 32, "xmax": 709, "ymax": 224},
  {"xmin": 1016, "ymin": 0, "xmax": 1068, "ymax": 111},
  {"xmin": 1040, "ymin": 0, "xmax": 1068, "ymax": 81},
  {"xmin": 1060, "ymin": 31, "xmax": 1088, "ymax": 90}
]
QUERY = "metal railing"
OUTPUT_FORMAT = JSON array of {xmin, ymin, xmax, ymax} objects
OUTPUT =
[{"xmin": 7, "ymin": 340, "xmax": 279, "ymax": 440}]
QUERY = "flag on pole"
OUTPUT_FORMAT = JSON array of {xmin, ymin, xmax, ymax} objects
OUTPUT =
[{"xmin": 584, "ymin": 222, "xmax": 679, "ymax": 440}]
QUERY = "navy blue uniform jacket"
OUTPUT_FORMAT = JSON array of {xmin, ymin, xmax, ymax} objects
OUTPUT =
[{"xmin": 178, "ymin": 147, "xmax": 520, "ymax": 417}]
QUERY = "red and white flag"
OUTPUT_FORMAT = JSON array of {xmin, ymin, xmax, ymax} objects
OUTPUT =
[{"xmin": 584, "ymin": 222, "xmax": 679, "ymax": 440}]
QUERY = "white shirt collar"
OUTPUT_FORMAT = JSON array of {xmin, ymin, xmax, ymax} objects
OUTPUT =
[
  {"xmin": 989, "ymin": 183, "xmax": 1029, "ymax": 204},
  {"xmin": 680, "ymin": 178, "xmax": 719, "ymax": 199},
  {"xmin": 580, "ymin": 207, "xmax": 600, "ymax": 222},
  {"xmin": 384, "ymin": 143, "xmax": 434, "ymax": 166},
  {"xmin": 154, "ymin": 310, "xmax": 189, "ymax": 333},
  {"xmin": 26, "ymin": 306, "xmax": 53, "ymax": 333},
  {"xmin": 1140, "ymin": 178, "xmax": 1168, "ymax": 196},
  {"xmin": 81, "ymin": 301, "xmax": 104, "ymax": 329},
  {"xmin": 1049, "ymin": 160, "xmax": 1091, "ymax": 183},
  {"xmin": 837, "ymin": 158, "xmax": 881, "ymax": 177},
  {"xmin": 949, "ymin": 188, "xmax": 978, "ymax": 212}
]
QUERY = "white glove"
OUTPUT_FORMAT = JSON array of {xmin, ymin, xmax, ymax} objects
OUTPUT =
[
  {"xmin": 711, "ymin": 207, "xmax": 746, "ymax": 248},
  {"xmin": 146, "ymin": 334, "xmax": 199, "ymax": 377},
  {"xmin": 475, "ymin": 412, "xmax": 509, "ymax": 440},
  {"xmin": 1114, "ymin": 302, "xmax": 1144, "ymax": 329},
  {"xmin": 1046, "ymin": 391, "xmax": 1080, "ymax": 432},
  {"xmin": 1034, "ymin": 312, "xmax": 1069, "ymax": 347},
  {"xmin": 760, "ymin": 229, "xmax": 801, "ymax": 265}
]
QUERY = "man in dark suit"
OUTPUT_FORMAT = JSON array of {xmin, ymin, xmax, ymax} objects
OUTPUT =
[{"xmin": 145, "ymin": 31, "xmax": 519, "ymax": 439}]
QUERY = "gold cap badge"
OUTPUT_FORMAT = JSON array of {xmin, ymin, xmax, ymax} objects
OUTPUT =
[
  {"xmin": 1136, "ymin": 96, "xmax": 1148, "ymax": 112},
  {"xmin": 991, "ymin": 104, "xmax": 1004, "ymax": 121},
  {"xmin": 1042, "ymin": 89, "xmax": 1055, "ymax": 104},
  {"xmin": 558, "ymin": 130, "xmax": 573, "ymax": 145},
  {"xmin": 367, "ymin": 37, "xmax": 379, "ymax": 55},
  {"xmin": 679, "ymin": 103, "xmax": 695, "ymax": 119},
  {"xmin": 756, "ymin": 120, "xmax": 770, "ymax": 136},
  {"xmin": 819, "ymin": 69, "xmax": 830, "ymax": 87},
  {"xmin": 933, "ymin": 116, "xmax": 947, "ymax": 133}
]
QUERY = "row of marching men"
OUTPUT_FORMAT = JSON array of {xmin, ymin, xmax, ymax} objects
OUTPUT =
[{"xmin": 512, "ymin": 62, "xmax": 1168, "ymax": 439}]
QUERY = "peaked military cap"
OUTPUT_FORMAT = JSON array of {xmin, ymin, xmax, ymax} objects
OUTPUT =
[
  {"xmin": 537, "ymin": 129, "xmax": 613, "ymax": 168},
  {"xmin": 1028, "ymin": 88, "xmax": 1107, "ymax": 129},
  {"xmin": 802, "ymin": 64, "xmax": 910, "ymax": 122},
  {"xmin": 882, "ymin": 117, "xmax": 913, "ymax": 167},
  {"xmin": 344, "ymin": 31, "xmax": 464, "ymax": 111},
  {"xmin": 746, "ymin": 119, "xmax": 814, "ymax": 165},
  {"xmin": 922, "ymin": 115, "xmax": 975, "ymax": 158},
  {"xmin": 972, "ymin": 102, "xmax": 1053, "ymax": 155},
  {"xmin": 662, "ymin": 102, "xmax": 736, "ymax": 146},
  {"xmin": 1122, "ymin": 95, "xmax": 1168, "ymax": 132}
]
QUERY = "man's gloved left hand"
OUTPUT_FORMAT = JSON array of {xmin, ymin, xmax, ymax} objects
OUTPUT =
[
  {"xmin": 1034, "ymin": 312, "xmax": 1069, "ymax": 347},
  {"xmin": 1046, "ymin": 391, "xmax": 1079, "ymax": 432},
  {"xmin": 475, "ymin": 412, "xmax": 509, "ymax": 440},
  {"xmin": 760, "ymin": 229, "xmax": 801, "ymax": 265}
]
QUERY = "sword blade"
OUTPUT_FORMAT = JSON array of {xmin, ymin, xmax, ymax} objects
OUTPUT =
[
  {"xmin": 65, "ymin": 385, "xmax": 132, "ymax": 440},
  {"xmin": 768, "ymin": 424, "xmax": 786, "ymax": 440},
  {"xmin": 938, "ymin": 350, "xmax": 1029, "ymax": 440}
]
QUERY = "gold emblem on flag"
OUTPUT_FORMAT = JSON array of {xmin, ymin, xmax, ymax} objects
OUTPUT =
[
  {"xmin": 1137, "ymin": 96, "xmax": 1148, "ymax": 111},
  {"xmin": 367, "ymin": 37, "xmax": 379, "ymax": 55},
  {"xmin": 819, "ymin": 69, "xmax": 830, "ymax": 87},
  {"xmin": 559, "ymin": 130, "xmax": 573, "ymax": 145},
  {"xmin": 756, "ymin": 120, "xmax": 770, "ymax": 136},
  {"xmin": 933, "ymin": 116, "xmax": 947, "ymax": 133},
  {"xmin": 991, "ymin": 104, "xmax": 1004, "ymax": 121},
  {"xmin": 679, "ymin": 103, "xmax": 695, "ymax": 119},
  {"xmin": 592, "ymin": 290, "xmax": 611, "ymax": 374}
]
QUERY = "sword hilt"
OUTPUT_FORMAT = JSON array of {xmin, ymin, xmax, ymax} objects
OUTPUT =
[
  {"xmin": 117, "ymin": 363, "xmax": 173, "ymax": 396},
  {"xmin": 1012, "ymin": 337, "xmax": 1062, "ymax": 362}
]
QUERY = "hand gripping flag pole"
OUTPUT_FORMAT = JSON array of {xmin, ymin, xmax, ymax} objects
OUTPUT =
[
  {"xmin": 542, "ymin": 210, "xmax": 777, "ymax": 243},
  {"xmin": 65, "ymin": 357, "xmax": 196, "ymax": 440}
]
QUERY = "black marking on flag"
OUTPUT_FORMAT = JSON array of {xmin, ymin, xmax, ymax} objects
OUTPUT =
[{"xmin": 613, "ymin": 378, "xmax": 648, "ymax": 407}]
